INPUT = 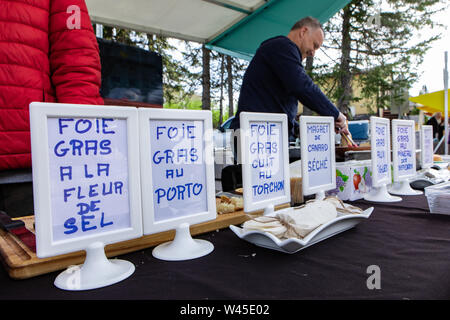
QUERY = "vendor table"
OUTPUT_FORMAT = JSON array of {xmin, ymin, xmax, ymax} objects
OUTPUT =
[{"xmin": 1, "ymin": 194, "xmax": 450, "ymax": 301}]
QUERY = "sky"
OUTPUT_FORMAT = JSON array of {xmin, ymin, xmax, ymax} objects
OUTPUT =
[{"xmin": 409, "ymin": 3, "xmax": 449, "ymax": 97}]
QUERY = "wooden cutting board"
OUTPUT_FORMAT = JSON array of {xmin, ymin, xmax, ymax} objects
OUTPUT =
[{"xmin": 0, "ymin": 203, "xmax": 289, "ymax": 280}]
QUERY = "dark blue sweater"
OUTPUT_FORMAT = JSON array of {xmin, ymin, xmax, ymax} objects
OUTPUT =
[{"xmin": 230, "ymin": 36, "xmax": 340, "ymax": 138}]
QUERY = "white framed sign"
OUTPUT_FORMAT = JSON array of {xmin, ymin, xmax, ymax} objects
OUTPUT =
[
  {"xmin": 370, "ymin": 116, "xmax": 391, "ymax": 187},
  {"xmin": 392, "ymin": 119, "xmax": 417, "ymax": 181},
  {"xmin": 420, "ymin": 125, "xmax": 434, "ymax": 169},
  {"xmin": 30, "ymin": 102, "xmax": 142, "ymax": 290},
  {"xmin": 389, "ymin": 119, "xmax": 421, "ymax": 195},
  {"xmin": 139, "ymin": 108, "xmax": 216, "ymax": 260},
  {"xmin": 300, "ymin": 116, "xmax": 336, "ymax": 198},
  {"xmin": 239, "ymin": 112, "xmax": 290, "ymax": 213},
  {"xmin": 364, "ymin": 116, "xmax": 402, "ymax": 202},
  {"xmin": 30, "ymin": 102, "xmax": 142, "ymax": 257}
]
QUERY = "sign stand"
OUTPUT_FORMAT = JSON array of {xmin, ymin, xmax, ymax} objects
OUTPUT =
[
  {"xmin": 239, "ymin": 112, "xmax": 291, "ymax": 215},
  {"xmin": 364, "ymin": 117, "xmax": 402, "ymax": 202},
  {"xmin": 365, "ymin": 183, "xmax": 401, "ymax": 202},
  {"xmin": 260, "ymin": 204, "xmax": 276, "ymax": 216},
  {"xmin": 389, "ymin": 120, "xmax": 422, "ymax": 196},
  {"xmin": 300, "ymin": 116, "xmax": 336, "ymax": 200},
  {"xmin": 54, "ymin": 242, "xmax": 135, "ymax": 291},
  {"xmin": 314, "ymin": 190, "xmax": 326, "ymax": 201},
  {"xmin": 420, "ymin": 125, "xmax": 434, "ymax": 173},
  {"xmin": 389, "ymin": 180, "xmax": 422, "ymax": 195},
  {"xmin": 30, "ymin": 103, "xmax": 143, "ymax": 291},
  {"xmin": 139, "ymin": 109, "xmax": 216, "ymax": 261},
  {"xmin": 152, "ymin": 223, "xmax": 213, "ymax": 261}
]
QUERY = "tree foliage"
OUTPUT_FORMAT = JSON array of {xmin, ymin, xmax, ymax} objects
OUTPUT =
[{"xmin": 312, "ymin": 0, "xmax": 447, "ymax": 116}]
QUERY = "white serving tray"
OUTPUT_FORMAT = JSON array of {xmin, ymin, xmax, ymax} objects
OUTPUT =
[{"xmin": 229, "ymin": 205, "xmax": 373, "ymax": 254}]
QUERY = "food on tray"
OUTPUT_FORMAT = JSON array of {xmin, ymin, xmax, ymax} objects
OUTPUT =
[
  {"xmin": 235, "ymin": 188, "xmax": 243, "ymax": 194},
  {"xmin": 216, "ymin": 195, "xmax": 243, "ymax": 214},
  {"xmin": 231, "ymin": 196, "xmax": 243, "ymax": 210},
  {"xmin": 242, "ymin": 196, "xmax": 363, "ymax": 239},
  {"xmin": 217, "ymin": 201, "xmax": 235, "ymax": 214},
  {"xmin": 434, "ymin": 154, "xmax": 442, "ymax": 161}
]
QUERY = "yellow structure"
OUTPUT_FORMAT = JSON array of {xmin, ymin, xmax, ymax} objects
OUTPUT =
[{"xmin": 409, "ymin": 89, "xmax": 450, "ymax": 116}]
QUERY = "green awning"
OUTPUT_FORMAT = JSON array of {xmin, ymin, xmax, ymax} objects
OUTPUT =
[
  {"xmin": 206, "ymin": 0, "xmax": 351, "ymax": 60},
  {"xmin": 86, "ymin": 0, "xmax": 350, "ymax": 60}
]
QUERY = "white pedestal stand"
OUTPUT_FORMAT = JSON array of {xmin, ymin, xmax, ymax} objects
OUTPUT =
[
  {"xmin": 388, "ymin": 180, "xmax": 423, "ymax": 195},
  {"xmin": 54, "ymin": 242, "xmax": 135, "ymax": 291},
  {"xmin": 364, "ymin": 183, "xmax": 402, "ymax": 202},
  {"xmin": 315, "ymin": 190, "xmax": 326, "ymax": 200},
  {"xmin": 152, "ymin": 223, "xmax": 214, "ymax": 261},
  {"xmin": 263, "ymin": 204, "xmax": 275, "ymax": 215}
]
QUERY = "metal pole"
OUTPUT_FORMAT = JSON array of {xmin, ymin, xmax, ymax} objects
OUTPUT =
[
  {"xmin": 444, "ymin": 51, "xmax": 448, "ymax": 155},
  {"xmin": 95, "ymin": 24, "xmax": 103, "ymax": 38},
  {"xmin": 434, "ymin": 136, "xmax": 444, "ymax": 154}
]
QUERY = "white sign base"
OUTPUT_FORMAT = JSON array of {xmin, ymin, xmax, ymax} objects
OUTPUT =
[
  {"xmin": 152, "ymin": 223, "xmax": 214, "ymax": 261},
  {"xmin": 263, "ymin": 204, "xmax": 275, "ymax": 216},
  {"xmin": 54, "ymin": 242, "xmax": 134, "ymax": 291},
  {"xmin": 315, "ymin": 190, "xmax": 326, "ymax": 200},
  {"xmin": 388, "ymin": 180, "xmax": 423, "ymax": 195},
  {"xmin": 363, "ymin": 184, "xmax": 402, "ymax": 202}
]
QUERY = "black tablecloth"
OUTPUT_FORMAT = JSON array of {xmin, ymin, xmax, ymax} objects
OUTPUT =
[{"xmin": 1, "ymin": 194, "xmax": 450, "ymax": 302}]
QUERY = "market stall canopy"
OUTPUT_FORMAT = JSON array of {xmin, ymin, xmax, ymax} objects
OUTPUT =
[
  {"xmin": 416, "ymin": 105, "xmax": 450, "ymax": 116},
  {"xmin": 85, "ymin": 0, "xmax": 351, "ymax": 60},
  {"xmin": 409, "ymin": 89, "xmax": 450, "ymax": 116}
]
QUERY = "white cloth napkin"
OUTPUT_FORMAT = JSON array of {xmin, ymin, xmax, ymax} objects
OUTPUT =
[{"xmin": 243, "ymin": 197, "xmax": 358, "ymax": 239}]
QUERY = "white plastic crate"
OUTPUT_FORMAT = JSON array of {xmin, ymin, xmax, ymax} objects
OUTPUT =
[{"xmin": 424, "ymin": 181, "xmax": 450, "ymax": 214}]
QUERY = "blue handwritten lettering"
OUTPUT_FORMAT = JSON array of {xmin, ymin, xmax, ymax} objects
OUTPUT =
[
  {"xmin": 58, "ymin": 118, "xmax": 74, "ymax": 134},
  {"xmin": 308, "ymin": 158, "xmax": 329, "ymax": 172},
  {"xmin": 249, "ymin": 142, "xmax": 277, "ymax": 154},
  {"xmin": 63, "ymin": 217, "xmax": 77, "ymax": 234},
  {"xmin": 154, "ymin": 183, "xmax": 203, "ymax": 204},
  {"xmin": 81, "ymin": 215, "xmax": 97, "ymax": 232},
  {"xmin": 307, "ymin": 124, "xmax": 329, "ymax": 134},
  {"xmin": 75, "ymin": 119, "xmax": 92, "ymax": 134},
  {"xmin": 307, "ymin": 144, "xmax": 328, "ymax": 152},
  {"xmin": 54, "ymin": 140, "xmax": 69, "ymax": 157},
  {"xmin": 100, "ymin": 212, "xmax": 113, "ymax": 228},
  {"xmin": 76, "ymin": 200, "xmax": 101, "ymax": 215},
  {"xmin": 64, "ymin": 187, "xmax": 75, "ymax": 202},
  {"xmin": 377, "ymin": 164, "xmax": 388, "ymax": 174},
  {"xmin": 102, "ymin": 119, "xmax": 115, "ymax": 134},
  {"xmin": 252, "ymin": 180, "xmax": 284, "ymax": 196},
  {"xmin": 60, "ymin": 166, "xmax": 72, "ymax": 181}
]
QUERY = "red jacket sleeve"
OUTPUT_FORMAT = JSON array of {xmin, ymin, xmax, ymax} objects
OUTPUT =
[{"xmin": 49, "ymin": 0, "xmax": 103, "ymax": 105}]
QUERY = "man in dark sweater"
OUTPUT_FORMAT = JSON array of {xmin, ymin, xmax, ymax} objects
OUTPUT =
[{"xmin": 230, "ymin": 16, "xmax": 349, "ymax": 139}]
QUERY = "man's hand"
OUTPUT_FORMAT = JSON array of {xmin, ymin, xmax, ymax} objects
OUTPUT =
[{"xmin": 335, "ymin": 112, "xmax": 350, "ymax": 135}]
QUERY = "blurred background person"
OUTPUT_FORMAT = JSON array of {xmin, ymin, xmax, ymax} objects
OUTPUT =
[{"xmin": 426, "ymin": 112, "xmax": 444, "ymax": 140}]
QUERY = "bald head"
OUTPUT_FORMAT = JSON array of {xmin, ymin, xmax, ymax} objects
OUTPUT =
[{"xmin": 287, "ymin": 17, "xmax": 324, "ymax": 60}]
